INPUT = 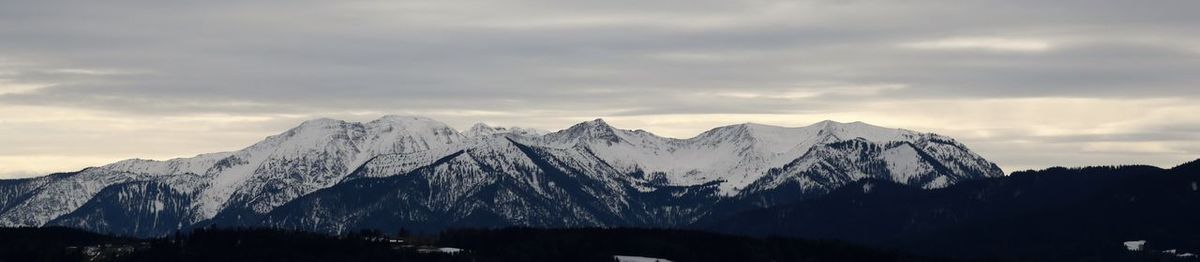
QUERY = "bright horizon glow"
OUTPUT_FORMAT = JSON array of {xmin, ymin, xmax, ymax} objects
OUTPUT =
[
  {"xmin": 902, "ymin": 37, "xmax": 1053, "ymax": 52},
  {"xmin": 3, "ymin": 96, "xmax": 1198, "ymax": 177}
]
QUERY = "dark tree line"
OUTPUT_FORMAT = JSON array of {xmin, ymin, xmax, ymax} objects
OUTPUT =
[
  {"xmin": 0, "ymin": 226, "xmax": 951, "ymax": 262},
  {"xmin": 437, "ymin": 227, "xmax": 950, "ymax": 262}
]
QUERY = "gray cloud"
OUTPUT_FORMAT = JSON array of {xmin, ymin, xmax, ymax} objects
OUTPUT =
[{"xmin": 1, "ymin": 0, "xmax": 1198, "ymax": 176}]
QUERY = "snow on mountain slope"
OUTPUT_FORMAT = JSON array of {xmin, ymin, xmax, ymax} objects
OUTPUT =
[
  {"xmin": 48, "ymin": 180, "xmax": 200, "ymax": 236},
  {"xmin": 102, "ymin": 152, "xmax": 235, "ymax": 177},
  {"xmin": 1, "ymin": 115, "xmax": 473, "ymax": 228},
  {"xmin": 739, "ymin": 136, "xmax": 1001, "ymax": 203},
  {"xmin": 0, "ymin": 168, "xmax": 149, "ymax": 227},
  {"xmin": 465, "ymin": 123, "xmax": 549, "ymax": 138},
  {"xmin": 261, "ymin": 137, "xmax": 721, "ymax": 234},
  {"xmin": 260, "ymin": 138, "xmax": 624, "ymax": 233},
  {"xmin": 0, "ymin": 116, "xmax": 1002, "ymax": 237},
  {"xmin": 535, "ymin": 119, "xmax": 998, "ymax": 195},
  {"xmin": 207, "ymin": 115, "xmax": 470, "ymax": 217}
]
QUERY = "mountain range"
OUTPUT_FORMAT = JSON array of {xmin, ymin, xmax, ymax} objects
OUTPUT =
[{"xmin": 0, "ymin": 115, "xmax": 1003, "ymax": 237}]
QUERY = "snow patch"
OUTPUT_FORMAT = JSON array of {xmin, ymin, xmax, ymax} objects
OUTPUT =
[
  {"xmin": 925, "ymin": 176, "xmax": 950, "ymax": 189},
  {"xmin": 1159, "ymin": 248, "xmax": 1198, "ymax": 258},
  {"xmin": 614, "ymin": 255, "xmax": 673, "ymax": 262},
  {"xmin": 882, "ymin": 145, "xmax": 931, "ymax": 183},
  {"xmin": 1124, "ymin": 240, "xmax": 1146, "ymax": 251},
  {"xmin": 151, "ymin": 200, "xmax": 164, "ymax": 213},
  {"xmin": 417, "ymin": 247, "xmax": 464, "ymax": 254}
]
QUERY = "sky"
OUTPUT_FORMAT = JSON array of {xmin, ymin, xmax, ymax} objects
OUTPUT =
[{"xmin": 1, "ymin": 0, "xmax": 1199, "ymax": 178}]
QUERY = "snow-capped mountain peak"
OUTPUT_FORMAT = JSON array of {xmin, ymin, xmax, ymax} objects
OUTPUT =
[{"xmin": 544, "ymin": 118, "xmax": 630, "ymax": 145}]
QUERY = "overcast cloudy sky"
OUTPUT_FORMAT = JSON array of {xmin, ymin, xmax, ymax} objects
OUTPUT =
[{"xmin": 1, "ymin": 0, "xmax": 1199, "ymax": 178}]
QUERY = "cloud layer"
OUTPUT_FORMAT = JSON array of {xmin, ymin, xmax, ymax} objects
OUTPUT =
[{"xmin": 2, "ymin": 0, "xmax": 1199, "ymax": 177}]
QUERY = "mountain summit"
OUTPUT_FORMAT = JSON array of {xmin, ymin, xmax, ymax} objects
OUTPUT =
[{"xmin": 0, "ymin": 116, "xmax": 1002, "ymax": 237}]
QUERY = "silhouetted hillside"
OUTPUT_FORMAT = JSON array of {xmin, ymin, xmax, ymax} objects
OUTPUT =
[{"xmin": 707, "ymin": 160, "xmax": 1200, "ymax": 261}]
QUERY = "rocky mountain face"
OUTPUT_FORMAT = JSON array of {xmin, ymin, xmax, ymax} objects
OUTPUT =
[{"xmin": 0, "ymin": 116, "xmax": 1002, "ymax": 237}]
